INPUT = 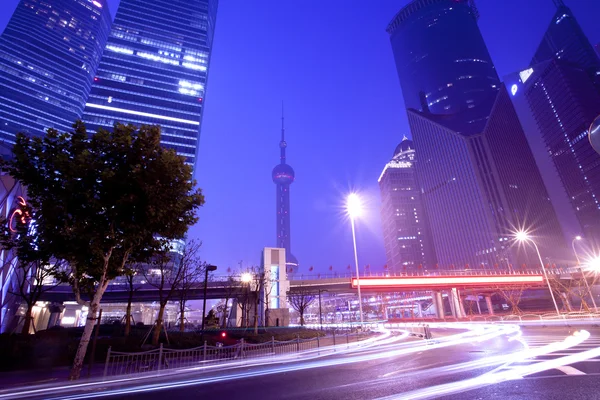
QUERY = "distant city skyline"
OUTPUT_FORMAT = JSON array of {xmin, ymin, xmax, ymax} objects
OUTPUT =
[{"xmin": 1, "ymin": 1, "xmax": 600, "ymax": 273}]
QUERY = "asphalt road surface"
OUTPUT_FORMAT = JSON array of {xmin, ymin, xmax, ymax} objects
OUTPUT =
[{"xmin": 3, "ymin": 323, "xmax": 600, "ymax": 400}]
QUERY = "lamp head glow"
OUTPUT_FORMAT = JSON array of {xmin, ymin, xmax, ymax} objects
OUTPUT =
[
  {"xmin": 241, "ymin": 273, "xmax": 252, "ymax": 283},
  {"xmin": 346, "ymin": 193, "xmax": 362, "ymax": 218},
  {"xmin": 515, "ymin": 231, "xmax": 530, "ymax": 242},
  {"xmin": 575, "ymin": 235, "xmax": 582, "ymax": 241},
  {"xmin": 587, "ymin": 257, "xmax": 600, "ymax": 272}
]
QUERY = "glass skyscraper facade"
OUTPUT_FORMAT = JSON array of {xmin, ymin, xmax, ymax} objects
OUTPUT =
[
  {"xmin": 388, "ymin": 0, "xmax": 569, "ymax": 268},
  {"xmin": 82, "ymin": 0, "xmax": 218, "ymax": 166},
  {"xmin": 513, "ymin": 3, "xmax": 600, "ymax": 247},
  {"xmin": 378, "ymin": 137, "xmax": 435, "ymax": 272},
  {"xmin": 0, "ymin": 0, "xmax": 112, "ymax": 142},
  {"xmin": 386, "ymin": 0, "xmax": 499, "ymax": 116},
  {"xmin": 531, "ymin": 1, "xmax": 600, "ymax": 85}
]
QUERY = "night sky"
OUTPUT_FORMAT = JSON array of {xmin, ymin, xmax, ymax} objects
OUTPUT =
[{"xmin": 1, "ymin": 1, "xmax": 599, "ymax": 275}]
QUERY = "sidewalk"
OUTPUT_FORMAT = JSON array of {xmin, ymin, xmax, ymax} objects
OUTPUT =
[{"xmin": 0, "ymin": 363, "xmax": 105, "ymax": 390}]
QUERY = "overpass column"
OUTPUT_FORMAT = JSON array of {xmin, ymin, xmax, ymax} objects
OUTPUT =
[
  {"xmin": 458, "ymin": 291, "xmax": 467, "ymax": 318},
  {"xmin": 485, "ymin": 295, "xmax": 494, "ymax": 315},
  {"xmin": 432, "ymin": 291, "xmax": 444, "ymax": 319},
  {"xmin": 449, "ymin": 288, "xmax": 463, "ymax": 318},
  {"xmin": 560, "ymin": 292, "xmax": 573, "ymax": 312}
]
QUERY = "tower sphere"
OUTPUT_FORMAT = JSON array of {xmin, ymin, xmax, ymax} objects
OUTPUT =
[{"xmin": 272, "ymin": 163, "xmax": 295, "ymax": 184}]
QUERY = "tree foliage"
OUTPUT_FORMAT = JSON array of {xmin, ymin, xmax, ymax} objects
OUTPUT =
[
  {"xmin": 287, "ymin": 286, "xmax": 316, "ymax": 326},
  {"xmin": 1, "ymin": 121, "xmax": 204, "ymax": 379}
]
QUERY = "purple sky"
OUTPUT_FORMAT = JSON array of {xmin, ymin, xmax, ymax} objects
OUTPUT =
[{"xmin": 1, "ymin": 1, "xmax": 600, "ymax": 275}]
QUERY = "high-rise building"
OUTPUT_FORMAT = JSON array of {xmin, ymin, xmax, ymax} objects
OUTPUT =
[
  {"xmin": 272, "ymin": 113, "xmax": 298, "ymax": 272},
  {"xmin": 506, "ymin": 2, "xmax": 600, "ymax": 247},
  {"xmin": 522, "ymin": 60, "xmax": 600, "ymax": 245},
  {"xmin": 387, "ymin": 0, "xmax": 569, "ymax": 268},
  {"xmin": 386, "ymin": 0, "xmax": 499, "ymax": 116},
  {"xmin": 0, "ymin": 0, "xmax": 112, "ymax": 142},
  {"xmin": 82, "ymin": 0, "xmax": 218, "ymax": 166},
  {"xmin": 378, "ymin": 136, "xmax": 435, "ymax": 273},
  {"xmin": 531, "ymin": 0, "xmax": 600, "ymax": 83}
]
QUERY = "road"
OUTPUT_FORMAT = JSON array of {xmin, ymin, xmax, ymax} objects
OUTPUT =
[{"xmin": 2, "ymin": 322, "xmax": 599, "ymax": 400}]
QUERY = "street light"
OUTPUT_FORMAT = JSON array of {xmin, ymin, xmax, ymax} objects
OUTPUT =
[
  {"xmin": 201, "ymin": 265, "xmax": 218, "ymax": 331},
  {"xmin": 346, "ymin": 193, "xmax": 364, "ymax": 326},
  {"xmin": 241, "ymin": 272, "xmax": 252, "ymax": 283},
  {"xmin": 515, "ymin": 231, "xmax": 561, "ymax": 317}
]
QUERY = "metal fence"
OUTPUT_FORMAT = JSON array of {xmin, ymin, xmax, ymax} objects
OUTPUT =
[{"xmin": 103, "ymin": 332, "xmax": 369, "ymax": 378}]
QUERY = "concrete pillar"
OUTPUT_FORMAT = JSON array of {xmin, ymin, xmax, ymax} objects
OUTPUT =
[
  {"xmin": 485, "ymin": 295, "xmax": 494, "ymax": 315},
  {"xmin": 476, "ymin": 297, "xmax": 482, "ymax": 315},
  {"xmin": 415, "ymin": 302, "xmax": 423, "ymax": 318},
  {"xmin": 560, "ymin": 292, "xmax": 573, "ymax": 312},
  {"xmin": 46, "ymin": 303, "xmax": 64, "ymax": 329},
  {"xmin": 432, "ymin": 291, "xmax": 444, "ymax": 319},
  {"xmin": 458, "ymin": 291, "xmax": 467, "ymax": 318},
  {"xmin": 451, "ymin": 288, "xmax": 464, "ymax": 318}
]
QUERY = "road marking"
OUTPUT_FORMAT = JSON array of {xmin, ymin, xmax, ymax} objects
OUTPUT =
[{"xmin": 556, "ymin": 365, "xmax": 586, "ymax": 375}]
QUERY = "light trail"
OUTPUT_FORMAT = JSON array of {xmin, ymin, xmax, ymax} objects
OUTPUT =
[
  {"xmin": 0, "ymin": 324, "xmax": 515, "ymax": 400},
  {"xmin": 378, "ymin": 330, "xmax": 596, "ymax": 400}
]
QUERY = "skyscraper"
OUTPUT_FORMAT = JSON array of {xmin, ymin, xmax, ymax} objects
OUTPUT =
[
  {"xmin": 82, "ymin": 0, "xmax": 218, "ymax": 166},
  {"xmin": 378, "ymin": 136, "xmax": 435, "ymax": 273},
  {"xmin": 386, "ymin": 0, "xmax": 499, "ymax": 116},
  {"xmin": 387, "ymin": 0, "xmax": 569, "ymax": 268},
  {"xmin": 507, "ymin": 2, "xmax": 600, "ymax": 246},
  {"xmin": 531, "ymin": 0, "xmax": 600, "ymax": 84},
  {"xmin": 0, "ymin": 0, "xmax": 112, "ymax": 142},
  {"xmin": 272, "ymin": 112, "xmax": 298, "ymax": 272}
]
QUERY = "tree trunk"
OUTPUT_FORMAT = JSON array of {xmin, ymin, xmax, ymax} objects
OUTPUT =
[
  {"xmin": 179, "ymin": 301, "xmax": 185, "ymax": 333},
  {"xmin": 265, "ymin": 308, "xmax": 270, "ymax": 327},
  {"xmin": 124, "ymin": 296, "xmax": 133, "ymax": 337},
  {"xmin": 253, "ymin": 297, "xmax": 259, "ymax": 334},
  {"xmin": 221, "ymin": 302, "xmax": 229, "ymax": 329},
  {"xmin": 70, "ymin": 289, "xmax": 105, "ymax": 380},
  {"xmin": 152, "ymin": 304, "xmax": 166, "ymax": 346},
  {"xmin": 21, "ymin": 304, "xmax": 34, "ymax": 335},
  {"xmin": 300, "ymin": 310, "xmax": 305, "ymax": 326}
]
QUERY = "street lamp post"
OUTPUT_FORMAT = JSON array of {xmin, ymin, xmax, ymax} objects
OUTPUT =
[
  {"xmin": 572, "ymin": 236, "xmax": 597, "ymax": 310},
  {"xmin": 516, "ymin": 231, "xmax": 561, "ymax": 317},
  {"xmin": 201, "ymin": 265, "xmax": 218, "ymax": 331},
  {"xmin": 347, "ymin": 193, "xmax": 364, "ymax": 326}
]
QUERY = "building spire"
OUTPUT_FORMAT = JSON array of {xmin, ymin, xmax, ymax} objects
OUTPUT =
[
  {"xmin": 552, "ymin": 0, "xmax": 565, "ymax": 8},
  {"xmin": 280, "ymin": 101, "xmax": 286, "ymax": 164}
]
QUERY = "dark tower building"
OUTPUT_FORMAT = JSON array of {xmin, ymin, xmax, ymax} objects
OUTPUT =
[
  {"xmin": 387, "ymin": 0, "xmax": 569, "ymax": 268},
  {"xmin": 272, "ymin": 111, "xmax": 298, "ymax": 272},
  {"xmin": 508, "ymin": 2, "xmax": 600, "ymax": 246},
  {"xmin": 386, "ymin": 0, "xmax": 499, "ymax": 115},
  {"xmin": 379, "ymin": 136, "xmax": 435, "ymax": 273},
  {"xmin": 0, "ymin": 0, "xmax": 112, "ymax": 142},
  {"xmin": 82, "ymin": 0, "xmax": 218, "ymax": 167},
  {"xmin": 531, "ymin": 0, "xmax": 600, "ymax": 84}
]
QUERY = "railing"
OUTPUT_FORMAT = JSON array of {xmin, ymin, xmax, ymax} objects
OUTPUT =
[
  {"xmin": 291, "ymin": 267, "xmax": 582, "ymax": 281},
  {"xmin": 103, "ymin": 331, "xmax": 369, "ymax": 378}
]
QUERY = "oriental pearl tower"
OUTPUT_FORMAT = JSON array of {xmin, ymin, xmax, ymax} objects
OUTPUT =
[{"xmin": 272, "ymin": 107, "xmax": 298, "ymax": 273}]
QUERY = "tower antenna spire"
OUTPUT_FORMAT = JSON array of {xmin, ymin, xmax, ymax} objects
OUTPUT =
[
  {"xmin": 281, "ymin": 100, "xmax": 285, "ymax": 142},
  {"xmin": 552, "ymin": 0, "xmax": 565, "ymax": 8}
]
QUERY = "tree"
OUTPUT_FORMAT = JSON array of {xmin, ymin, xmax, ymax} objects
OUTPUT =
[
  {"xmin": 122, "ymin": 262, "xmax": 143, "ymax": 337},
  {"xmin": 287, "ymin": 286, "xmax": 316, "ymax": 326},
  {"xmin": 217, "ymin": 272, "xmax": 240, "ymax": 328},
  {"xmin": 262, "ymin": 269, "xmax": 276, "ymax": 327},
  {"xmin": 176, "ymin": 240, "xmax": 204, "ymax": 332},
  {"xmin": 142, "ymin": 243, "xmax": 186, "ymax": 346},
  {"xmin": 2, "ymin": 122, "xmax": 204, "ymax": 380}
]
